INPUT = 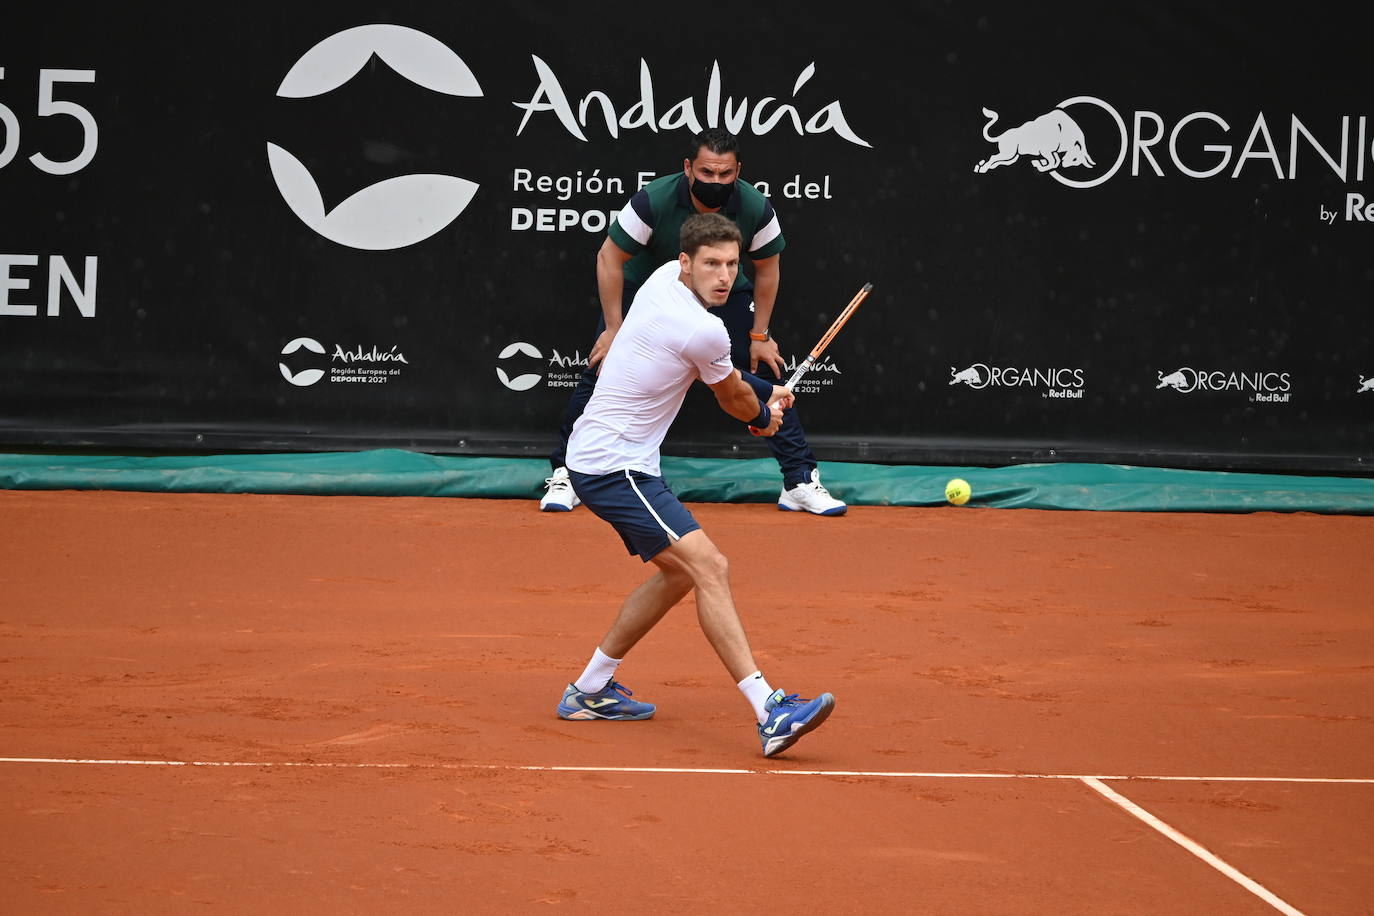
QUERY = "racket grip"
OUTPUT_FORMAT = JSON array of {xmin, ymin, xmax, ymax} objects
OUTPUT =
[{"xmin": 783, "ymin": 358, "xmax": 813, "ymax": 391}]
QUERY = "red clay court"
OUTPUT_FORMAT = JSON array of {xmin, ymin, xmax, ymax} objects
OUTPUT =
[{"xmin": 2, "ymin": 489, "xmax": 1371, "ymax": 913}]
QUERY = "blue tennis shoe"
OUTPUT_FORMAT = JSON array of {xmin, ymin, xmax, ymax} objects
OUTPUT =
[
  {"xmin": 557, "ymin": 681, "xmax": 656, "ymax": 721},
  {"xmin": 758, "ymin": 689, "xmax": 835, "ymax": 757}
]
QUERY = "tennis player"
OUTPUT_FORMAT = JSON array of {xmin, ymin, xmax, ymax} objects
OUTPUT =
[
  {"xmin": 541, "ymin": 128, "xmax": 845, "ymax": 516},
  {"xmin": 555, "ymin": 212, "xmax": 834, "ymax": 758}
]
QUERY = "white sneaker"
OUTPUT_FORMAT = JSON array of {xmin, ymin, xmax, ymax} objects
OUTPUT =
[
  {"xmin": 540, "ymin": 466, "xmax": 581, "ymax": 512},
  {"xmin": 778, "ymin": 468, "xmax": 847, "ymax": 516}
]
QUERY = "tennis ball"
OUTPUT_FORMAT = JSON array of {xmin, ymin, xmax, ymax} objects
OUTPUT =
[{"xmin": 945, "ymin": 478, "xmax": 971, "ymax": 506}]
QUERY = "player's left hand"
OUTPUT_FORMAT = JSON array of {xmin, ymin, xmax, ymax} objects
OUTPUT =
[
  {"xmin": 750, "ymin": 403, "xmax": 785, "ymax": 437},
  {"xmin": 749, "ymin": 337, "xmax": 784, "ymax": 378}
]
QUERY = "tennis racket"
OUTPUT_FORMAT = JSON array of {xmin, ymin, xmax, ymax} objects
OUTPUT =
[{"xmin": 749, "ymin": 282, "xmax": 873, "ymax": 435}]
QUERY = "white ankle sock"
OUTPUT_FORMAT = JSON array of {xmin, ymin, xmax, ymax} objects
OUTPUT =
[
  {"xmin": 737, "ymin": 670, "xmax": 775, "ymax": 724},
  {"xmin": 574, "ymin": 647, "xmax": 622, "ymax": 694}
]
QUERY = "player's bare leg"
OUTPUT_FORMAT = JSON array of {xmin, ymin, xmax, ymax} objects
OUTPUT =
[
  {"xmin": 597, "ymin": 566, "xmax": 694, "ymax": 659},
  {"xmin": 648, "ymin": 530, "xmax": 757, "ymax": 681},
  {"xmin": 557, "ymin": 533, "xmax": 739, "ymax": 723},
  {"xmin": 557, "ymin": 566, "xmax": 689, "ymax": 722},
  {"xmin": 652, "ymin": 529, "xmax": 835, "ymax": 756}
]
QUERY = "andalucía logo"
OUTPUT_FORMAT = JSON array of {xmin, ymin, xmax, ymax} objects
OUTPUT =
[
  {"xmin": 497, "ymin": 342, "xmax": 604, "ymax": 392},
  {"xmin": 279, "ymin": 337, "xmax": 327, "ymax": 387},
  {"xmin": 268, "ymin": 25, "xmax": 482, "ymax": 250},
  {"xmin": 949, "ymin": 363, "xmax": 1085, "ymax": 398},
  {"xmin": 280, "ymin": 336, "xmax": 411, "ymax": 387},
  {"xmin": 514, "ymin": 59, "xmax": 870, "ymax": 147},
  {"xmin": 496, "ymin": 342, "xmax": 544, "ymax": 391},
  {"xmin": 1155, "ymin": 367, "xmax": 1291, "ymax": 402}
]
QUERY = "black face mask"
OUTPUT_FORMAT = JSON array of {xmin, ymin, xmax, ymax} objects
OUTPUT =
[{"xmin": 690, "ymin": 177, "xmax": 735, "ymax": 209}]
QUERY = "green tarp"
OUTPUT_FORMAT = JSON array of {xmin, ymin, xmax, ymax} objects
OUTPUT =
[{"xmin": 2, "ymin": 450, "xmax": 1372, "ymax": 514}]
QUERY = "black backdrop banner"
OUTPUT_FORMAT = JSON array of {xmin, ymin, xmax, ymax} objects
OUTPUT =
[{"xmin": 2, "ymin": 4, "xmax": 1371, "ymax": 472}]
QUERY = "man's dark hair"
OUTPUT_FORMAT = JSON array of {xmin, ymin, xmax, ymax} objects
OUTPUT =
[
  {"xmin": 687, "ymin": 128, "xmax": 740, "ymax": 162},
  {"xmin": 680, "ymin": 212, "xmax": 742, "ymax": 258}
]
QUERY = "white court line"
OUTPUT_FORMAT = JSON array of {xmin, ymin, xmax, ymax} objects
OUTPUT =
[
  {"xmin": 775, "ymin": 770, "xmax": 1374, "ymax": 784},
  {"xmin": 1, "ymin": 757, "xmax": 1372, "ymax": 783},
  {"xmin": 1082, "ymin": 777, "xmax": 1307, "ymax": 916},
  {"xmin": 0, "ymin": 758, "xmax": 754, "ymax": 775}
]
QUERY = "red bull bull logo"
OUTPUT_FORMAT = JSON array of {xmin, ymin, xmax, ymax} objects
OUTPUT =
[
  {"xmin": 973, "ymin": 96, "xmax": 1127, "ymax": 188},
  {"xmin": 975, "ymin": 107, "xmax": 1095, "ymax": 175}
]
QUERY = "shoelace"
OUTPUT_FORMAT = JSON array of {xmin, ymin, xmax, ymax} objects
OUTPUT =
[
  {"xmin": 544, "ymin": 475, "xmax": 572, "ymax": 489},
  {"xmin": 605, "ymin": 681, "xmax": 634, "ymax": 698},
  {"xmin": 774, "ymin": 693, "xmax": 810, "ymax": 709}
]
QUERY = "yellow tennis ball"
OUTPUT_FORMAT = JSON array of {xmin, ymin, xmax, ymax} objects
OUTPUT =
[{"xmin": 945, "ymin": 478, "xmax": 971, "ymax": 506}]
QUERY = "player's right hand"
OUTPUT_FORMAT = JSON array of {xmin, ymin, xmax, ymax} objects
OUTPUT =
[
  {"xmin": 769, "ymin": 385, "xmax": 795, "ymax": 410},
  {"xmin": 588, "ymin": 327, "xmax": 618, "ymax": 373}
]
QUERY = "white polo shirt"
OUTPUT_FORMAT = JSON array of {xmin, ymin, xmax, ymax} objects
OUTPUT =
[{"xmin": 567, "ymin": 260, "xmax": 735, "ymax": 477}]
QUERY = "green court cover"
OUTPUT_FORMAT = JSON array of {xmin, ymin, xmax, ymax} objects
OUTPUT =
[{"xmin": 2, "ymin": 450, "xmax": 1371, "ymax": 514}]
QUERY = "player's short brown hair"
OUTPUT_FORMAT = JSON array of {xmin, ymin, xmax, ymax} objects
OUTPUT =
[{"xmin": 680, "ymin": 212, "xmax": 742, "ymax": 259}]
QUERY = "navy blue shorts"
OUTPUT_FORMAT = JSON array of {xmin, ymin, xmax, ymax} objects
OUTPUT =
[{"xmin": 568, "ymin": 469, "xmax": 701, "ymax": 562}]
